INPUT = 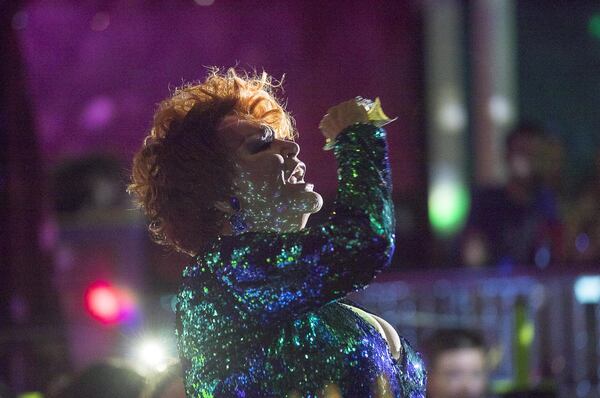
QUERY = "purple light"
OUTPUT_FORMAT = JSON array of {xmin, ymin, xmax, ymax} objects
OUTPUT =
[
  {"xmin": 12, "ymin": 11, "xmax": 28, "ymax": 30},
  {"xmin": 575, "ymin": 233, "xmax": 590, "ymax": 254},
  {"xmin": 79, "ymin": 96, "xmax": 115, "ymax": 132},
  {"xmin": 39, "ymin": 215, "xmax": 59, "ymax": 251},
  {"xmin": 10, "ymin": 295, "xmax": 30, "ymax": 323},
  {"xmin": 90, "ymin": 12, "xmax": 110, "ymax": 32},
  {"xmin": 534, "ymin": 246, "xmax": 551, "ymax": 269}
]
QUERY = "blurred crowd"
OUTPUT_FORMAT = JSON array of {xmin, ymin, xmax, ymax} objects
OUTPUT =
[
  {"xmin": 0, "ymin": 327, "xmax": 560, "ymax": 398},
  {"xmin": 460, "ymin": 123, "xmax": 600, "ymax": 268},
  {"xmin": 0, "ymin": 361, "xmax": 185, "ymax": 398}
]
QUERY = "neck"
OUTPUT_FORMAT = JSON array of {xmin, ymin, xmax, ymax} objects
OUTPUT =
[{"xmin": 219, "ymin": 212, "xmax": 308, "ymax": 236}]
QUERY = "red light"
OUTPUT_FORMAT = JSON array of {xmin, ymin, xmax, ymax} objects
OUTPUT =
[{"xmin": 84, "ymin": 282, "xmax": 133, "ymax": 324}]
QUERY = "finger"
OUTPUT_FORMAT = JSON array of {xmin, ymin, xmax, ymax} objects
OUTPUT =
[
  {"xmin": 318, "ymin": 115, "xmax": 332, "ymax": 131},
  {"xmin": 318, "ymin": 115, "xmax": 328, "ymax": 129},
  {"xmin": 319, "ymin": 113, "xmax": 333, "ymax": 127},
  {"xmin": 319, "ymin": 118, "xmax": 336, "ymax": 137},
  {"xmin": 323, "ymin": 121, "xmax": 340, "ymax": 139},
  {"xmin": 335, "ymin": 101, "xmax": 354, "ymax": 126}
]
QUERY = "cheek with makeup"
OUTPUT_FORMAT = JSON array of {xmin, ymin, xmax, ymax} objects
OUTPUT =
[
  {"xmin": 219, "ymin": 117, "xmax": 323, "ymax": 233},
  {"xmin": 232, "ymin": 155, "xmax": 323, "ymax": 232}
]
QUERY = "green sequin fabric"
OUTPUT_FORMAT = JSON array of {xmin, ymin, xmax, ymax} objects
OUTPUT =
[{"xmin": 176, "ymin": 123, "xmax": 426, "ymax": 397}]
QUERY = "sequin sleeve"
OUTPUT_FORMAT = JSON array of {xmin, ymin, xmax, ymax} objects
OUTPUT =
[{"xmin": 201, "ymin": 122, "xmax": 395, "ymax": 324}]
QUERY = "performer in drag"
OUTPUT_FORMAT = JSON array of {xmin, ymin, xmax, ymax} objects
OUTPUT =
[{"xmin": 129, "ymin": 68, "xmax": 426, "ymax": 397}]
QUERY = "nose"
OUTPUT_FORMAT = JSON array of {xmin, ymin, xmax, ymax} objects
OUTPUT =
[{"xmin": 280, "ymin": 139, "xmax": 300, "ymax": 159}]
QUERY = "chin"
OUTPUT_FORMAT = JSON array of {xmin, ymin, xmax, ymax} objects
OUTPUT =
[
  {"xmin": 283, "ymin": 191, "xmax": 323, "ymax": 231},
  {"xmin": 305, "ymin": 190, "xmax": 323, "ymax": 214},
  {"xmin": 284, "ymin": 188, "xmax": 323, "ymax": 215},
  {"xmin": 299, "ymin": 193, "xmax": 323, "ymax": 230}
]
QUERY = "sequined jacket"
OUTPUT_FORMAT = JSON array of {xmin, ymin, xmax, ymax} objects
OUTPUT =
[{"xmin": 176, "ymin": 123, "xmax": 427, "ymax": 397}]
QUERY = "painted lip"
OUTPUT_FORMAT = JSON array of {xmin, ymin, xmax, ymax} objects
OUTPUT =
[{"xmin": 285, "ymin": 163, "xmax": 306, "ymax": 184}]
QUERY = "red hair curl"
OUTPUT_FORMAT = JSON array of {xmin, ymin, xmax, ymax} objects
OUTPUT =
[{"xmin": 128, "ymin": 68, "xmax": 296, "ymax": 255}]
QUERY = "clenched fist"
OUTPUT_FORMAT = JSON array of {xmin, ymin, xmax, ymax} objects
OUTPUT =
[{"xmin": 318, "ymin": 98, "xmax": 369, "ymax": 142}]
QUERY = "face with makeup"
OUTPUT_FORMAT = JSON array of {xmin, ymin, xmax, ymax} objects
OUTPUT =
[{"xmin": 215, "ymin": 114, "xmax": 323, "ymax": 234}]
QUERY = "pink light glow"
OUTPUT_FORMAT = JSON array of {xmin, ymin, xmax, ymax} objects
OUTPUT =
[{"xmin": 84, "ymin": 281, "xmax": 136, "ymax": 325}]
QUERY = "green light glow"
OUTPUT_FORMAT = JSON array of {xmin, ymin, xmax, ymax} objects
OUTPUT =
[
  {"xmin": 428, "ymin": 180, "xmax": 470, "ymax": 236},
  {"xmin": 18, "ymin": 393, "xmax": 43, "ymax": 398},
  {"xmin": 589, "ymin": 14, "xmax": 600, "ymax": 40},
  {"xmin": 519, "ymin": 322, "xmax": 535, "ymax": 346}
]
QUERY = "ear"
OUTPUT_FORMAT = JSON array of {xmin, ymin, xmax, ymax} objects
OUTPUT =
[{"xmin": 214, "ymin": 200, "xmax": 233, "ymax": 214}]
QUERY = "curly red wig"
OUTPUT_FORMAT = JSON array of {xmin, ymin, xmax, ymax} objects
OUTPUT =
[{"xmin": 128, "ymin": 68, "xmax": 296, "ymax": 255}]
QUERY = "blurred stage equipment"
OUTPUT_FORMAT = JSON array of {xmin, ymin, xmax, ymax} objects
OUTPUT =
[
  {"xmin": 574, "ymin": 276, "xmax": 600, "ymax": 393},
  {"xmin": 424, "ymin": 0, "xmax": 470, "ymax": 238},
  {"xmin": 52, "ymin": 154, "xmax": 145, "ymax": 369},
  {"xmin": 349, "ymin": 267, "xmax": 600, "ymax": 397},
  {"xmin": 424, "ymin": 0, "xmax": 518, "ymax": 239},
  {"xmin": 51, "ymin": 153, "xmax": 181, "ymax": 376},
  {"xmin": 52, "ymin": 154, "xmax": 128, "ymax": 215},
  {"xmin": 471, "ymin": 0, "xmax": 518, "ymax": 184},
  {"xmin": 1, "ymin": 0, "xmax": 68, "ymax": 394}
]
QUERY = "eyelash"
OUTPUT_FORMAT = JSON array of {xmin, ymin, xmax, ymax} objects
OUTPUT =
[
  {"xmin": 254, "ymin": 141, "xmax": 271, "ymax": 152},
  {"xmin": 261, "ymin": 126, "xmax": 274, "ymax": 140},
  {"xmin": 251, "ymin": 126, "xmax": 274, "ymax": 152},
  {"xmin": 249, "ymin": 125, "xmax": 275, "ymax": 154}
]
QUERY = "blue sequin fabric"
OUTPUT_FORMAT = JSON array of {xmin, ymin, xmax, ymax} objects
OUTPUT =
[{"xmin": 176, "ymin": 123, "xmax": 426, "ymax": 397}]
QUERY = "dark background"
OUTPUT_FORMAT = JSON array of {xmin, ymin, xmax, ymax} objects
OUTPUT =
[{"xmin": 2, "ymin": 0, "xmax": 600, "ymax": 396}]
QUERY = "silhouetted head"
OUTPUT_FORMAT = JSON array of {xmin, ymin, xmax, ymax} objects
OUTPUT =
[
  {"xmin": 53, "ymin": 361, "xmax": 145, "ymax": 398},
  {"xmin": 504, "ymin": 123, "xmax": 545, "ymax": 183},
  {"xmin": 129, "ymin": 68, "xmax": 322, "ymax": 256}
]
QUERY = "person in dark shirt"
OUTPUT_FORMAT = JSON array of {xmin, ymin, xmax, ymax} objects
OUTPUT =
[
  {"xmin": 462, "ymin": 124, "xmax": 562, "ymax": 267},
  {"xmin": 565, "ymin": 146, "xmax": 600, "ymax": 264}
]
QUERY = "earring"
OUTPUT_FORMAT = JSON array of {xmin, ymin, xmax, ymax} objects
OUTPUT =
[{"xmin": 229, "ymin": 196, "xmax": 248, "ymax": 235}]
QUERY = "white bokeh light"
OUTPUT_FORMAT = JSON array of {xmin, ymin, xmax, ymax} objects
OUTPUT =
[
  {"xmin": 488, "ymin": 95, "xmax": 514, "ymax": 125},
  {"xmin": 574, "ymin": 276, "xmax": 600, "ymax": 304},
  {"xmin": 135, "ymin": 338, "xmax": 169, "ymax": 372},
  {"xmin": 437, "ymin": 100, "xmax": 466, "ymax": 134}
]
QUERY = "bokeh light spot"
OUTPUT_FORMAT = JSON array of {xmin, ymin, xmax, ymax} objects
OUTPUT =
[
  {"xmin": 84, "ymin": 281, "xmax": 138, "ymax": 324},
  {"xmin": 80, "ymin": 96, "xmax": 116, "ymax": 131},
  {"xmin": 437, "ymin": 100, "xmax": 466, "ymax": 134},
  {"xmin": 575, "ymin": 233, "xmax": 590, "ymax": 253},
  {"xmin": 91, "ymin": 12, "xmax": 111, "ymax": 32},
  {"xmin": 489, "ymin": 95, "xmax": 514, "ymax": 126},
  {"xmin": 534, "ymin": 246, "xmax": 551, "ymax": 268},
  {"xmin": 11, "ymin": 11, "xmax": 28, "ymax": 30},
  {"xmin": 588, "ymin": 14, "xmax": 600, "ymax": 40},
  {"xmin": 518, "ymin": 322, "xmax": 534, "ymax": 347},
  {"xmin": 574, "ymin": 275, "xmax": 600, "ymax": 304},
  {"xmin": 428, "ymin": 179, "xmax": 470, "ymax": 236},
  {"xmin": 85, "ymin": 283, "xmax": 120, "ymax": 323},
  {"xmin": 134, "ymin": 338, "xmax": 169, "ymax": 372}
]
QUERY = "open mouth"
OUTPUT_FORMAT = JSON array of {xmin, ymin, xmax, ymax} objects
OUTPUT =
[
  {"xmin": 286, "ymin": 163, "xmax": 306, "ymax": 184},
  {"xmin": 283, "ymin": 163, "xmax": 313, "ymax": 191}
]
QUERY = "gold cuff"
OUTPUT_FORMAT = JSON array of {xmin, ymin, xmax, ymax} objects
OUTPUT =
[{"xmin": 322, "ymin": 97, "xmax": 396, "ymax": 151}]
